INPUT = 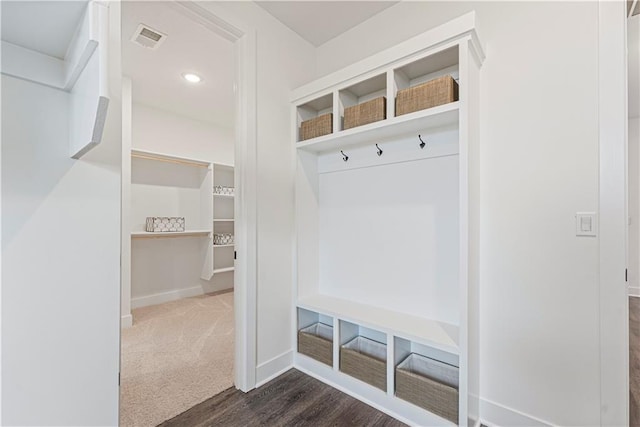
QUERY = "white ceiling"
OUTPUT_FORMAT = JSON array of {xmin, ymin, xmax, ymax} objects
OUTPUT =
[
  {"xmin": 256, "ymin": 1, "xmax": 398, "ymax": 47},
  {"xmin": 122, "ymin": 2, "xmax": 234, "ymax": 127},
  {"xmin": 1, "ymin": 1, "xmax": 89, "ymax": 59}
]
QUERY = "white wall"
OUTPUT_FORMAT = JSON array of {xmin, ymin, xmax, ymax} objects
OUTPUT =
[
  {"xmin": 315, "ymin": 2, "xmax": 602, "ymax": 425},
  {"xmin": 196, "ymin": 2, "xmax": 316, "ymax": 383},
  {"xmin": 132, "ymin": 103, "xmax": 234, "ymax": 164},
  {"xmin": 128, "ymin": 103, "xmax": 235, "ymax": 306},
  {"xmin": 1, "ymin": 3, "xmax": 122, "ymax": 425}
]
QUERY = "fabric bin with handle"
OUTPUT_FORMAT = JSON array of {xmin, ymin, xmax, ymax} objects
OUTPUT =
[
  {"xmin": 395, "ymin": 75, "xmax": 458, "ymax": 116},
  {"xmin": 344, "ymin": 97, "xmax": 386, "ymax": 130},
  {"xmin": 395, "ymin": 352, "xmax": 459, "ymax": 423},
  {"xmin": 300, "ymin": 113, "xmax": 333, "ymax": 141},
  {"xmin": 340, "ymin": 336, "xmax": 387, "ymax": 391},
  {"xmin": 298, "ymin": 323, "xmax": 333, "ymax": 366}
]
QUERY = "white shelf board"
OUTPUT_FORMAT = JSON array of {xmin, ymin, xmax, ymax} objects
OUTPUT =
[
  {"xmin": 297, "ymin": 294, "xmax": 459, "ymax": 354},
  {"xmin": 213, "ymin": 244, "xmax": 235, "ymax": 248},
  {"xmin": 131, "ymin": 230, "xmax": 212, "ymax": 239},
  {"xmin": 213, "ymin": 267, "xmax": 235, "ymax": 274},
  {"xmin": 131, "ymin": 149, "xmax": 211, "ymax": 168},
  {"xmin": 214, "ymin": 219, "xmax": 235, "ymax": 222},
  {"xmin": 297, "ymin": 102, "xmax": 459, "ymax": 153},
  {"xmin": 213, "ymin": 193, "xmax": 235, "ymax": 198}
]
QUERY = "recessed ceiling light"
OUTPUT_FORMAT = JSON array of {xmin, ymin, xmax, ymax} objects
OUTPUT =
[{"xmin": 182, "ymin": 73, "xmax": 202, "ymax": 83}]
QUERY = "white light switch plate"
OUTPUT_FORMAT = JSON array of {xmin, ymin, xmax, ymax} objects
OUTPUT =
[{"xmin": 576, "ymin": 212, "xmax": 597, "ymax": 237}]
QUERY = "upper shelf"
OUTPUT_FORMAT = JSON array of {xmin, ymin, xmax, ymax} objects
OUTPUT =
[
  {"xmin": 297, "ymin": 294, "xmax": 459, "ymax": 355},
  {"xmin": 131, "ymin": 230, "xmax": 212, "ymax": 239},
  {"xmin": 297, "ymin": 102, "xmax": 459, "ymax": 154},
  {"xmin": 131, "ymin": 149, "xmax": 211, "ymax": 168}
]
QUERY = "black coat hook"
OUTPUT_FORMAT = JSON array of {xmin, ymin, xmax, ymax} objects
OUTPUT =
[
  {"xmin": 376, "ymin": 144, "xmax": 383, "ymax": 156},
  {"xmin": 418, "ymin": 135, "xmax": 426, "ymax": 149},
  {"xmin": 341, "ymin": 150, "xmax": 349, "ymax": 162}
]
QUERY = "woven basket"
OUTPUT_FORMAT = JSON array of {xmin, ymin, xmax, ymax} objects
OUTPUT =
[
  {"xmin": 395, "ymin": 75, "xmax": 458, "ymax": 116},
  {"xmin": 300, "ymin": 113, "xmax": 333, "ymax": 141},
  {"xmin": 344, "ymin": 97, "xmax": 386, "ymax": 130},
  {"xmin": 298, "ymin": 323, "xmax": 333, "ymax": 366},
  {"xmin": 340, "ymin": 336, "xmax": 387, "ymax": 391},
  {"xmin": 395, "ymin": 353, "xmax": 459, "ymax": 423}
]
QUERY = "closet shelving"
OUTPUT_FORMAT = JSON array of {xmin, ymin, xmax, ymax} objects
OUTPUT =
[
  {"xmin": 130, "ymin": 149, "xmax": 214, "ymax": 280},
  {"xmin": 212, "ymin": 163, "xmax": 235, "ymax": 275},
  {"xmin": 292, "ymin": 12, "xmax": 483, "ymax": 426}
]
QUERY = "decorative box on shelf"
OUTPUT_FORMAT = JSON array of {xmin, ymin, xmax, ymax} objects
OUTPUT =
[
  {"xmin": 396, "ymin": 75, "xmax": 458, "ymax": 116},
  {"xmin": 340, "ymin": 336, "xmax": 387, "ymax": 391},
  {"xmin": 145, "ymin": 217, "xmax": 185, "ymax": 232},
  {"xmin": 213, "ymin": 233, "xmax": 234, "ymax": 245},
  {"xmin": 298, "ymin": 323, "xmax": 333, "ymax": 366},
  {"xmin": 344, "ymin": 97, "xmax": 386, "ymax": 130},
  {"xmin": 214, "ymin": 185, "xmax": 235, "ymax": 196},
  {"xmin": 300, "ymin": 113, "xmax": 333, "ymax": 141},
  {"xmin": 395, "ymin": 352, "xmax": 459, "ymax": 423}
]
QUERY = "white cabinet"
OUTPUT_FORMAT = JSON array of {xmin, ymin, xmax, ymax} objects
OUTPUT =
[{"xmin": 292, "ymin": 12, "xmax": 484, "ymax": 426}]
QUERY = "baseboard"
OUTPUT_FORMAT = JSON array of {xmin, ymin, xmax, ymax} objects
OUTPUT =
[
  {"xmin": 480, "ymin": 398, "xmax": 552, "ymax": 426},
  {"xmin": 255, "ymin": 350, "xmax": 293, "ymax": 387},
  {"xmin": 131, "ymin": 286, "xmax": 203, "ymax": 309},
  {"xmin": 629, "ymin": 286, "xmax": 640, "ymax": 297},
  {"xmin": 121, "ymin": 314, "xmax": 133, "ymax": 328}
]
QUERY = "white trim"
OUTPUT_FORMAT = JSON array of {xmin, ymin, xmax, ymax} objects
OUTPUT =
[
  {"xmin": 598, "ymin": 1, "xmax": 629, "ymax": 425},
  {"xmin": 255, "ymin": 350, "xmax": 293, "ymax": 387},
  {"xmin": 121, "ymin": 314, "xmax": 133, "ymax": 329},
  {"xmin": 480, "ymin": 398, "xmax": 553, "ymax": 427},
  {"xmin": 131, "ymin": 286, "xmax": 203, "ymax": 309},
  {"xmin": 630, "ymin": 288, "xmax": 640, "ymax": 297}
]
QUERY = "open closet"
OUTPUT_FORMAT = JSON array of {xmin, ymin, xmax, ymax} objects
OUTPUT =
[{"xmin": 119, "ymin": 2, "xmax": 236, "ymax": 426}]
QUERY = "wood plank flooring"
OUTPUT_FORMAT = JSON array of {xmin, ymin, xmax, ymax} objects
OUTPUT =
[
  {"xmin": 632, "ymin": 297, "xmax": 640, "ymax": 426},
  {"xmin": 159, "ymin": 369, "xmax": 407, "ymax": 427}
]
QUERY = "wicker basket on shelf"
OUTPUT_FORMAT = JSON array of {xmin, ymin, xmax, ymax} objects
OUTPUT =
[
  {"xmin": 300, "ymin": 113, "xmax": 333, "ymax": 141},
  {"xmin": 344, "ymin": 97, "xmax": 386, "ymax": 130},
  {"xmin": 395, "ymin": 353, "xmax": 459, "ymax": 423},
  {"xmin": 298, "ymin": 323, "xmax": 333, "ymax": 366},
  {"xmin": 395, "ymin": 75, "xmax": 458, "ymax": 116},
  {"xmin": 340, "ymin": 336, "xmax": 387, "ymax": 391}
]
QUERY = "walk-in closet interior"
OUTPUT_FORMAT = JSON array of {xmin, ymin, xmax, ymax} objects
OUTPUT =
[{"xmin": 119, "ymin": 3, "xmax": 236, "ymax": 425}]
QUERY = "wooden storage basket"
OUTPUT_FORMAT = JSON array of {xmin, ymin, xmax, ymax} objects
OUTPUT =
[
  {"xmin": 300, "ymin": 113, "xmax": 333, "ymax": 141},
  {"xmin": 344, "ymin": 97, "xmax": 386, "ymax": 130},
  {"xmin": 395, "ymin": 75, "xmax": 458, "ymax": 116},
  {"xmin": 298, "ymin": 323, "xmax": 333, "ymax": 366},
  {"xmin": 340, "ymin": 336, "xmax": 387, "ymax": 391},
  {"xmin": 395, "ymin": 353, "xmax": 459, "ymax": 423}
]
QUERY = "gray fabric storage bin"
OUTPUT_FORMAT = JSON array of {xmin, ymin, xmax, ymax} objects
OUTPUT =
[
  {"xmin": 395, "ymin": 353, "xmax": 459, "ymax": 423},
  {"xmin": 298, "ymin": 323, "xmax": 333, "ymax": 366},
  {"xmin": 340, "ymin": 336, "xmax": 387, "ymax": 391}
]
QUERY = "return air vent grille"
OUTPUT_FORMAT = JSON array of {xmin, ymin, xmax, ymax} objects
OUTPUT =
[{"xmin": 131, "ymin": 24, "xmax": 167, "ymax": 50}]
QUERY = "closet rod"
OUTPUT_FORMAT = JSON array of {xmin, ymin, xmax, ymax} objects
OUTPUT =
[{"xmin": 131, "ymin": 152, "xmax": 209, "ymax": 168}]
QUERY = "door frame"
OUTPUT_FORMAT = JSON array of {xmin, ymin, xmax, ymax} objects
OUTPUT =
[{"xmin": 598, "ymin": 0, "xmax": 629, "ymax": 424}]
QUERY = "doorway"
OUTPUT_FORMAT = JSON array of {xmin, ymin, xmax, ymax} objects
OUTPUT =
[{"xmin": 119, "ymin": 2, "xmax": 256, "ymax": 425}]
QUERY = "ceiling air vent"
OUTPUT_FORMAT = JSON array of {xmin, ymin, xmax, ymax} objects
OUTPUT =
[{"xmin": 131, "ymin": 24, "xmax": 167, "ymax": 50}]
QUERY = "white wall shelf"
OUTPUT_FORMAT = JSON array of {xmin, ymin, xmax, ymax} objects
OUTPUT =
[
  {"xmin": 213, "ymin": 163, "xmax": 235, "ymax": 281},
  {"xmin": 131, "ymin": 148, "xmax": 211, "ymax": 168},
  {"xmin": 298, "ymin": 294, "xmax": 458, "ymax": 355},
  {"xmin": 131, "ymin": 230, "xmax": 212, "ymax": 239},
  {"xmin": 292, "ymin": 12, "xmax": 483, "ymax": 426},
  {"xmin": 297, "ymin": 101, "xmax": 459, "ymax": 154}
]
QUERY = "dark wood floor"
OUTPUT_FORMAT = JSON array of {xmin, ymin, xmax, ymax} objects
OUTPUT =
[
  {"xmin": 159, "ymin": 369, "xmax": 406, "ymax": 427},
  {"xmin": 632, "ymin": 297, "xmax": 640, "ymax": 426}
]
